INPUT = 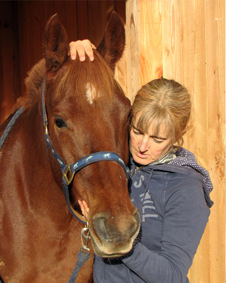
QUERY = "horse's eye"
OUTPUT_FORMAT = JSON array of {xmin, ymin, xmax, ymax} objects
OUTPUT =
[{"xmin": 55, "ymin": 118, "xmax": 67, "ymax": 128}]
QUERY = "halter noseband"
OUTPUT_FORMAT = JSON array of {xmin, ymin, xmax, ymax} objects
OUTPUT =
[{"xmin": 42, "ymin": 77, "xmax": 129, "ymax": 225}]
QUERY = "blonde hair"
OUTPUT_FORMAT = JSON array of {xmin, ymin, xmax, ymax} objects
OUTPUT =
[{"xmin": 131, "ymin": 78, "xmax": 191, "ymax": 147}]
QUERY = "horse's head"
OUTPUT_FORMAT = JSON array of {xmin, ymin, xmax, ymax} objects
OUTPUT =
[{"xmin": 42, "ymin": 12, "xmax": 140, "ymax": 257}]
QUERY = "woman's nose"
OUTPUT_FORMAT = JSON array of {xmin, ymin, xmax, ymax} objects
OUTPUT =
[{"xmin": 138, "ymin": 135, "xmax": 149, "ymax": 152}]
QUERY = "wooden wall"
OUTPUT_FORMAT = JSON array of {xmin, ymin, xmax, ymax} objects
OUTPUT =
[
  {"xmin": 120, "ymin": 0, "xmax": 225, "ymax": 282},
  {"xmin": 0, "ymin": 0, "xmax": 225, "ymax": 282}
]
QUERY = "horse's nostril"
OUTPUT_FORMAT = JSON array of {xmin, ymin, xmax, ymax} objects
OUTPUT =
[
  {"xmin": 93, "ymin": 210, "xmax": 140, "ymax": 244},
  {"xmin": 93, "ymin": 215, "xmax": 109, "ymax": 241}
]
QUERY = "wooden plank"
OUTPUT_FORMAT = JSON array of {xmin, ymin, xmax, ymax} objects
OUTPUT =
[
  {"xmin": 124, "ymin": 0, "xmax": 139, "ymax": 102},
  {"xmin": 180, "ymin": 0, "xmax": 196, "ymax": 151},
  {"xmin": 161, "ymin": 0, "xmax": 182, "ymax": 81},
  {"xmin": 181, "ymin": 1, "xmax": 210, "ymax": 282},
  {"xmin": 138, "ymin": 0, "xmax": 162, "ymax": 87},
  {"xmin": 205, "ymin": 0, "xmax": 225, "ymax": 282},
  {"xmin": 114, "ymin": 1, "xmax": 127, "ymax": 99},
  {"xmin": 193, "ymin": 0, "xmax": 208, "ymax": 167}
]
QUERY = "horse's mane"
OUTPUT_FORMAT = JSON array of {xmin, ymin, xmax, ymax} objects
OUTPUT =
[{"xmin": 15, "ymin": 59, "xmax": 46, "ymax": 111}]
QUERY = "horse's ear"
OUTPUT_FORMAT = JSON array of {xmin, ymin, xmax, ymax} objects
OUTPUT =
[
  {"xmin": 44, "ymin": 14, "xmax": 68, "ymax": 71},
  {"xmin": 97, "ymin": 11, "xmax": 125, "ymax": 72}
]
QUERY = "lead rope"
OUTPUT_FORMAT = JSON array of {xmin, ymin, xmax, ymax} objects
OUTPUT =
[{"xmin": 68, "ymin": 226, "xmax": 91, "ymax": 283}]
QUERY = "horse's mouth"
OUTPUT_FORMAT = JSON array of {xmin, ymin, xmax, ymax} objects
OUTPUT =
[{"xmin": 90, "ymin": 236, "xmax": 135, "ymax": 258}]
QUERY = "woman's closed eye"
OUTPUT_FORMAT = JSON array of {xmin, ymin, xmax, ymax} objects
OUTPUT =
[
  {"xmin": 132, "ymin": 127, "xmax": 143, "ymax": 135},
  {"xmin": 153, "ymin": 138, "xmax": 164, "ymax": 143},
  {"xmin": 151, "ymin": 135, "xmax": 168, "ymax": 143}
]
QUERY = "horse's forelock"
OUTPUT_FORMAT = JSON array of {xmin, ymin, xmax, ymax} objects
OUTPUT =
[
  {"xmin": 57, "ymin": 51, "xmax": 115, "ymax": 107},
  {"xmin": 16, "ymin": 51, "xmax": 116, "ymax": 112}
]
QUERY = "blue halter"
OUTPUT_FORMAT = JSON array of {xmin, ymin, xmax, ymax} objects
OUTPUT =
[{"xmin": 41, "ymin": 77, "xmax": 129, "ymax": 225}]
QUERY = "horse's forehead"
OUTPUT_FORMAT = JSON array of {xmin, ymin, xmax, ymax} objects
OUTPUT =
[{"xmin": 85, "ymin": 82, "xmax": 100, "ymax": 105}]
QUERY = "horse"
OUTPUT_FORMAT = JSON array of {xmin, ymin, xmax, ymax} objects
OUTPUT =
[{"xmin": 0, "ymin": 12, "xmax": 140, "ymax": 283}]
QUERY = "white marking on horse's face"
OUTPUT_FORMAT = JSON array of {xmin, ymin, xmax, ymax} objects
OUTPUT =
[{"xmin": 86, "ymin": 83, "xmax": 99, "ymax": 104}]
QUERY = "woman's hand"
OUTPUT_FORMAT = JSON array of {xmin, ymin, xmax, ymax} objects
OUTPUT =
[
  {"xmin": 78, "ymin": 200, "xmax": 90, "ymax": 220},
  {"xmin": 69, "ymin": 40, "xmax": 95, "ymax": 62}
]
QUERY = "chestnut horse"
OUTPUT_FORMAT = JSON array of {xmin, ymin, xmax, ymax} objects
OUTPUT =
[{"xmin": 0, "ymin": 12, "xmax": 140, "ymax": 283}]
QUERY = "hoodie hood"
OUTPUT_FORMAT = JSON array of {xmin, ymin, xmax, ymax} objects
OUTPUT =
[
  {"xmin": 129, "ymin": 147, "xmax": 213, "ymax": 208},
  {"xmin": 170, "ymin": 148, "xmax": 213, "ymax": 193}
]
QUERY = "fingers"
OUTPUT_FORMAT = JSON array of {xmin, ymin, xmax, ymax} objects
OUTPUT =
[
  {"xmin": 69, "ymin": 40, "xmax": 95, "ymax": 62},
  {"xmin": 68, "ymin": 41, "xmax": 78, "ymax": 60},
  {"xmin": 83, "ymin": 39, "xmax": 95, "ymax": 61},
  {"xmin": 78, "ymin": 200, "xmax": 90, "ymax": 219}
]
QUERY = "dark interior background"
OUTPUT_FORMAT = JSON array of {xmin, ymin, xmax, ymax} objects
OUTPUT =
[{"xmin": 0, "ymin": 0, "xmax": 126, "ymax": 124}]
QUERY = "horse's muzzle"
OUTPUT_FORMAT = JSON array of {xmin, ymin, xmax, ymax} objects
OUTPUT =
[{"xmin": 91, "ymin": 209, "xmax": 140, "ymax": 257}]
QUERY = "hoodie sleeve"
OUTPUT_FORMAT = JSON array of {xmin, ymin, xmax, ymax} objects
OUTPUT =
[{"xmin": 122, "ymin": 175, "xmax": 210, "ymax": 283}]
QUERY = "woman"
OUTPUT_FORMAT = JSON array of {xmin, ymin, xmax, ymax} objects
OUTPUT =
[{"xmin": 70, "ymin": 41, "xmax": 213, "ymax": 283}]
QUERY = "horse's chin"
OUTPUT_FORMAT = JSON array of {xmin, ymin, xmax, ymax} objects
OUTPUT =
[{"xmin": 91, "ymin": 236, "xmax": 134, "ymax": 258}]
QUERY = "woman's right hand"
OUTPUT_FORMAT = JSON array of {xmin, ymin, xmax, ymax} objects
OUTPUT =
[{"xmin": 69, "ymin": 40, "xmax": 95, "ymax": 62}]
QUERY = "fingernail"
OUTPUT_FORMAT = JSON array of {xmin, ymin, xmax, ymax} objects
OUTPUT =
[{"xmin": 71, "ymin": 55, "xmax": 76, "ymax": 60}]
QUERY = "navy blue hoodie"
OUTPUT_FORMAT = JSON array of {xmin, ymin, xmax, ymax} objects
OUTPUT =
[{"xmin": 93, "ymin": 148, "xmax": 213, "ymax": 283}]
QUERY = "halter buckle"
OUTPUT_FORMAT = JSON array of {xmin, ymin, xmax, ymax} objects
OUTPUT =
[{"xmin": 63, "ymin": 165, "xmax": 75, "ymax": 186}]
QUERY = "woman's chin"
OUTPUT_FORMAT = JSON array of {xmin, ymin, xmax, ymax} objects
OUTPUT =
[{"xmin": 132, "ymin": 154, "xmax": 151, "ymax": 166}]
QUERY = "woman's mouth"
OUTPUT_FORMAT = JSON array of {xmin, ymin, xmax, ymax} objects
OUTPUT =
[{"xmin": 136, "ymin": 151, "xmax": 148, "ymax": 159}]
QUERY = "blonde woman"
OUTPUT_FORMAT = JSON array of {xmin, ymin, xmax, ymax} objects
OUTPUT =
[{"xmin": 70, "ymin": 41, "xmax": 213, "ymax": 283}]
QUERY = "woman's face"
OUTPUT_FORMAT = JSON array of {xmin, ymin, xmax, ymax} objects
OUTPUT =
[{"xmin": 129, "ymin": 117, "xmax": 173, "ymax": 166}]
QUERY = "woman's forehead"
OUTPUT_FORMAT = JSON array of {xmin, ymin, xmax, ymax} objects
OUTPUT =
[
  {"xmin": 147, "ymin": 123, "xmax": 169, "ymax": 138},
  {"xmin": 133, "ymin": 113, "xmax": 172, "ymax": 138}
]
